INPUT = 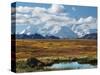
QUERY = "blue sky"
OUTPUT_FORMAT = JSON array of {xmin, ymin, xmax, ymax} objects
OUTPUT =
[
  {"xmin": 13, "ymin": 2, "xmax": 97, "ymax": 19},
  {"xmin": 11, "ymin": 2, "xmax": 97, "ymax": 37}
]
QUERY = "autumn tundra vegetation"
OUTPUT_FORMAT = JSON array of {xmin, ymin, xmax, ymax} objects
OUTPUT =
[{"xmin": 15, "ymin": 39, "xmax": 97, "ymax": 72}]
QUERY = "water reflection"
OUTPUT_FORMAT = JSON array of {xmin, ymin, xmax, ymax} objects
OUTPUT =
[{"xmin": 48, "ymin": 62, "xmax": 96, "ymax": 69}]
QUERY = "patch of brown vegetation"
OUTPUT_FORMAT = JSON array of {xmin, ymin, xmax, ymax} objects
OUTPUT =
[{"xmin": 16, "ymin": 39, "xmax": 97, "ymax": 61}]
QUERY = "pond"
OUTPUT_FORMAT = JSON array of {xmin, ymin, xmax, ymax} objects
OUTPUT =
[{"xmin": 47, "ymin": 62, "xmax": 97, "ymax": 70}]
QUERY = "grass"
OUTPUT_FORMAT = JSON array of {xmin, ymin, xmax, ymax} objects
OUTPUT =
[{"xmin": 15, "ymin": 39, "xmax": 97, "ymax": 72}]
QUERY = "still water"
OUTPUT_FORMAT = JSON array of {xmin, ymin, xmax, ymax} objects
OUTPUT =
[{"xmin": 47, "ymin": 62, "xmax": 96, "ymax": 69}]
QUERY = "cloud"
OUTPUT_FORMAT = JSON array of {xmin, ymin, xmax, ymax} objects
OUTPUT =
[
  {"xmin": 48, "ymin": 4, "xmax": 64, "ymax": 14},
  {"xmin": 16, "ymin": 6, "xmax": 33, "ymax": 13},
  {"xmin": 12, "ymin": 5, "xmax": 97, "ymax": 27},
  {"xmin": 13, "ymin": 5, "xmax": 72, "ymax": 26},
  {"xmin": 77, "ymin": 16, "xmax": 97, "ymax": 28},
  {"xmin": 16, "ymin": 13, "xmax": 31, "ymax": 19},
  {"xmin": 84, "ymin": 16, "xmax": 96, "ymax": 24}
]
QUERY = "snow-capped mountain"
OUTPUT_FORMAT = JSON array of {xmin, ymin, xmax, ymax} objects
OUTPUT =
[
  {"xmin": 55, "ymin": 26, "xmax": 78, "ymax": 38},
  {"xmin": 18, "ymin": 25, "xmax": 78, "ymax": 38},
  {"xmin": 81, "ymin": 33, "xmax": 97, "ymax": 39},
  {"xmin": 19, "ymin": 26, "xmax": 31, "ymax": 35},
  {"xmin": 71, "ymin": 24, "xmax": 97, "ymax": 37},
  {"xmin": 18, "ymin": 25, "xmax": 38, "ymax": 35},
  {"xmin": 16, "ymin": 23, "xmax": 97, "ymax": 39}
]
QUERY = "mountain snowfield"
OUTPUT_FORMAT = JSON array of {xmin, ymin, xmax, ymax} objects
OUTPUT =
[{"xmin": 17, "ymin": 23, "xmax": 97, "ymax": 38}]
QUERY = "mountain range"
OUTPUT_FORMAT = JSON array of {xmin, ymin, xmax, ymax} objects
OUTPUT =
[
  {"xmin": 81, "ymin": 33, "xmax": 97, "ymax": 39},
  {"xmin": 15, "ymin": 24, "xmax": 97, "ymax": 39},
  {"xmin": 16, "ymin": 33, "xmax": 59, "ymax": 39}
]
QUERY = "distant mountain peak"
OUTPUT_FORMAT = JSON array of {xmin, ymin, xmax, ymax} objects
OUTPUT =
[{"xmin": 55, "ymin": 26, "xmax": 78, "ymax": 38}]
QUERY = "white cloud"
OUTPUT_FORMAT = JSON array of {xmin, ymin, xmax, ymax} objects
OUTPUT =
[
  {"xmin": 16, "ymin": 13, "xmax": 31, "ymax": 19},
  {"xmin": 77, "ymin": 17, "xmax": 84, "ymax": 24},
  {"xmin": 77, "ymin": 16, "xmax": 97, "ymax": 29},
  {"xmin": 16, "ymin": 6, "xmax": 33, "ymax": 13},
  {"xmin": 14, "ymin": 5, "xmax": 97, "ymax": 28},
  {"xmin": 78, "ymin": 16, "xmax": 96, "ymax": 24},
  {"xmin": 28, "ymin": 18, "xmax": 42, "ymax": 25},
  {"xmin": 16, "ymin": 19, "xmax": 27, "ymax": 24},
  {"xmin": 49, "ymin": 4, "xmax": 64, "ymax": 14},
  {"xmin": 84, "ymin": 16, "xmax": 96, "ymax": 24},
  {"xmin": 15, "ymin": 5, "xmax": 72, "ymax": 27}
]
